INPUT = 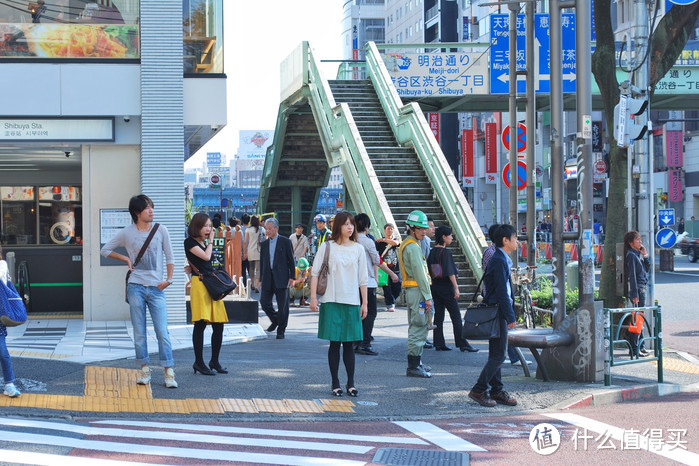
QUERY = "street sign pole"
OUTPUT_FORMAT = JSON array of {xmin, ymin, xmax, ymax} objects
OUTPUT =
[
  {"xmin": 525, "ymin": 0, "xmax": 537, "ymax": 267},
  {"xmin": 508, "ymin": 2, "xmax": 519, "ymax": 260}
]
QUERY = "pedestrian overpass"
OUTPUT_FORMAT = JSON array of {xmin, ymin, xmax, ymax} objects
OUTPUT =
[{"xmin": 258, "ymin": 41, "xmax": 488, "ymax": 295}]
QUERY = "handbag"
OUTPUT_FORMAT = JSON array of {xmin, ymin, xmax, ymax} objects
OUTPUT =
[
  {"xmin": 125, "ymin": 223, "xmax": 159, "ymax": 304},
  {"xmin": 429, "ymin": 248, "xmax": 445, "ymax": 279},
  {"xmin": 377, "ymin": 268, "xmax": 389, "ymax": 287},
  {"xmin": 0, "ymin": 278, "xmax": 27, "ymax": 327},
  {"xmin": 315, "ymin": 242, "xmax": 331, "ymax": 296},
  {"xmin": 462, "ymin": 273, "xmax": 500, "ymax": 340},
  {"xmin": 190, "ymin": 261, "xmax": 237, "ymax": 301}
]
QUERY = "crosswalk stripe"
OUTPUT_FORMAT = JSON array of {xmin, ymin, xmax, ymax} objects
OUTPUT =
[
  {"xmin": 0, "ymin": 431, "xmax": 366, "ymax": 466},
  {"xmin": 0, "ymin": 449, "xmax": 159, "ymax": 466},
  {"xmin": 394, "ymin": 421, "xmax": 487, "ymax": 452},
  {"xmin": 0, "ymin": 418, "xmax": 371, "ymax": 454},
  {"xmin": 546, "ymin": 413, "xmax": 699, "ymax": 465},
  {"xmin": 92, "ymin": 419, "xmax": 429, "ymax": 445}
]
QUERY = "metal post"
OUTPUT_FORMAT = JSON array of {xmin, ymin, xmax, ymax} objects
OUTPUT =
[
  {"xmin": 508, "ymin": 3, "xmax": 519, "ymax": 250},
  {"xmin": 549, "ymin": 0, "xmax": 566, "ymax": 327},
  {"xmin": 656, "ymin": 301, "xmax": 663, "ymax": 383},
  {"xmin": 604, "ymin": 308, "xmax": 611, "ymax": 386},
  {"xmin": 576, "ymin": 0, "xmax": 595, "ymax": 308},
  {"xmin": 525, "ymin": 1, "xmax": 536, "ymax": 267}
]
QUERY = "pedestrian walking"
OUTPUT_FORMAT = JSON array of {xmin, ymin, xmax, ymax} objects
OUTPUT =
[
  {"xmin": 240, "ymin": 214, "xmax": 251, "ymax": 286},
  {"xmin": 376, "ymin": 223, "xmax": 401, "ymax": 312},
  {"xmin": 185, "ymin": 213, "xmax": 228, "ymax": 376},
  {"xmin": 100, "ymin": 194, "xmax": 177, "ymax": 388},
  {"xmin": 0, "ymin": 248, "xmax": 20, "ymax": 398},
  {"xmin": 398, "ymin": 210, "xmax": 434, "ymax": 378},
  {"xmin": 468, "ymin": 224, "xmax": 519, "ymax": 407},
  {"xmin": 259, "ymin": 218, "xmax": 296, "ymax": 339},
  {"xmin": 243, "ymin": 215, "xmax": 262, "ymax": 292},
  {"xmin": 427, "ymin": 226, "xmax": 478, "ymax": 353},
  {"xmin": 290, "ymin": 223, "xmax": 309, "ymax": 262},
  {"xmin": 310, "ymin": 211, "xmax": 368, "ymax": 397}
]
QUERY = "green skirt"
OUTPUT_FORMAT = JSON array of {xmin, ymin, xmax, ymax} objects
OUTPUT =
[{"xmin": 317, "ymin": 302, "xmax": 363, "ymax": 342}]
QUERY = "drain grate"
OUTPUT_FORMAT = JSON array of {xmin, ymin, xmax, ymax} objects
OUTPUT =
[{"xmin": 372, "ymin": 448, "xmax": 469, "ymax": 466}]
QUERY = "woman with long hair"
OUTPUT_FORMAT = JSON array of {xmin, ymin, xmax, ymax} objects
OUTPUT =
[
  {"xmin": 185, "ymin": 213, "xmax": 228, "ymax": 376},
  {"xmin": 243, "ymin": 215, "xmax": 262, "ymax": 292},
  {"xmin": 310, "ymin": 211, "xmax": 368, "ymax": 397}
]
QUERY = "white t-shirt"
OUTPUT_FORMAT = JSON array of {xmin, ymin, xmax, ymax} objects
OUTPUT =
[{"xmin": 312, "ymin": 240, "xmax": 368, "ymax": 305}]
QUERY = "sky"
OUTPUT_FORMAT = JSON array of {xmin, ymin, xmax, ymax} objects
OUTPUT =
[{"xmin": 185, "ymin": 0, "xmax": 345, "ymax": 169}]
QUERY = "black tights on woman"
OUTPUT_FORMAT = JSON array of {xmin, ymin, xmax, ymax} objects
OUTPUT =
[
  {"xmin": 328, "ymin": 341, "xmax": 355, "ymax": 389},
  {"xmin": 193, "ymin": 320, "xmax": 224, "ymax": 366}
]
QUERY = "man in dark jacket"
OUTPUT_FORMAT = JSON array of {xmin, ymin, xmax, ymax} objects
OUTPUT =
[
  {"xmin": 468, "ymin": 224, "xmax": 518, "ymax": 407},
  {"xmin": 260, "ymin": 218, "xmax": 296, "ymax": 339}
]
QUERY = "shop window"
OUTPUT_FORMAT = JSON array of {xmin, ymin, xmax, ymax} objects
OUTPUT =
[
  {"xmin": 0, "ymin": 1, "xmax": 139, "ymax": 59},
  {"xmin": 183, "ymin": 0, "xmax": 223, "ymax": 74},
  {"xmin": 1, "ymin": 186, "xmax": 81, "ymax": 246}
]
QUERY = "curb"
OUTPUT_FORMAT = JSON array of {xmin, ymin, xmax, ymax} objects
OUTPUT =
[{"xmin": 560, "ymin": 382, "xmax": 684, "ymax": 409}]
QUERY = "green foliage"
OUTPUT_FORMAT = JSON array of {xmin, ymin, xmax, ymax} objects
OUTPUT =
[
  {"xmin": 529, "ymin": 276, "xmax": 599, "ymax": 314},
  {"xmin": 184, "ymin": 199, "xmax": 201, "ymax": 226}
]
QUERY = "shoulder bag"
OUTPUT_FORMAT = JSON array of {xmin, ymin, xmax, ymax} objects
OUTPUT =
[
  {"xmin": 0, "ymin": 278, "xmax": 27, "ymax": 327},
  {"xmin": 189, "ymin": 259, "xmax": 237, "ymax": 301},
  {"xmin": 125, "ymin": 223, "xmax": 159, "ymax": 304},
  {"xmin": 462, "ymin": 273, "xmax": 500, "ymax": 340},
  {"xmin": 429, "ymin": 247, "xmax": 446, "ymax": 279},
  {"xmin": 315, "ymin": 242, "xmax": 331, "ymax": 296}
]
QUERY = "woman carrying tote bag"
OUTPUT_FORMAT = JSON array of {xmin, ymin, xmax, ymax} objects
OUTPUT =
[{"xmin": 185, "ymin": 213, "xmax": 229, "ymax": 376}]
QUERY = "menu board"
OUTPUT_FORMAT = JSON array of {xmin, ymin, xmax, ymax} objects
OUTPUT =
[{"xmin": 99, "ymin": 209, "xmax": 131, "ymax": 266}]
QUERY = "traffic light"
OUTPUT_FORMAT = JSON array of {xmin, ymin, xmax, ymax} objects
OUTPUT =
[{"xmin": 614, "ymin": 95, "xmax": 648, "ymax": 148}]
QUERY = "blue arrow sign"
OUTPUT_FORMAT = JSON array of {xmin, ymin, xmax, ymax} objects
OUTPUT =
[
  {"xmin": 658, "ymin": 208, "xmax": 675, "ymax": 226},
  {"xmin": 490, "ymin": 13, "xmax": 577, "ymax": 94},
  {"xmin": 656, "ymin": 229, "xmax": 678, "ymax": 249}
]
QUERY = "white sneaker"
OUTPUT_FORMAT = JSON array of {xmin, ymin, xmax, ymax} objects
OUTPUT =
[
  {"xmin": 512, "ymin": 359, "xmax": 532, "ymax": 366},
  {"xmin": 4, "ymin": 383, "xmax": 20, "ymax": 398},
  {"xmin": 136, "ymin": 366, "xmax": 151, "ymax": 385},
  {"xmin": 503, "ymin": 359, "xmax": 511, "ymax": 365},
  {"xmin": 386, "ymin": 306, "xmax": 395, "ymax": 312},
  {"xmin": 164, "ymin": 367, "xmax": 178, "ymax": 388}
]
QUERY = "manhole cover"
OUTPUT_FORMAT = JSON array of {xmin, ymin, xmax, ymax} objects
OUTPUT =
[
  {"xmin": 372, "ymin": 448, "xmax": 469, "ymax": 466},
  {"xmin": 673, "ymin": 330, "xmax": 699, "ymax": 337}
]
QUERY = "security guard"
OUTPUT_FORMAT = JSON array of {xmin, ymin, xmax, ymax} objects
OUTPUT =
[
  {"xmin": 398, "ymin": 210, "xmax": 434, "ymax": 378},
  {"xmin": 314, "ymin": 214, "xmax": 331, "ymax": 250}
]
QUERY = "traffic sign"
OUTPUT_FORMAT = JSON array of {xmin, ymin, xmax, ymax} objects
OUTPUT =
[
  {"xmin": 594, "ymin": 160, "xmax": 607, "ymax": 174},
  {"xmin": 502, "ymin": 160, "xmax": 527, "ymax": 190},
  {"xmin": 501, "ymin": 123, "xmax": 527, "ymax": 153},
  {"xmin": 656, "ymin": 228, "xmax": 677, "ymax": 249},
  {"xmin": 658, "ymin": 208, "xmax": 675, "ymax": 226},
  {"xmin": 221, "ymin": 198, "xmax": 229, "ymax": 208},
  {"xmin": 490, "ymin": 13, "xmax": 577, "ymax": 94},
  {"xmin": 210, "ymin": 174, "xmax": 220, "ymax": 185}
]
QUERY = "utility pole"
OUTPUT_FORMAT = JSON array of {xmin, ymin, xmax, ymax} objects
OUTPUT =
[
  {"xmin": 508, "ymin": 1, "xmax": 519, "ymax": 250},
  {"xmin": 525, "ymin": 0, "xmax": 536, "ymax": 267}
]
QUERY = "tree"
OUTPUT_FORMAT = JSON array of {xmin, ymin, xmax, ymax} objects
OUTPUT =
[{"xmin": 592, "ymin": 1, "xmax": 699, "ymax": 306}]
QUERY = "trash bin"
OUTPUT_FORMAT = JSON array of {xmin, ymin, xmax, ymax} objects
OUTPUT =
[
  {"xmin": 566, "ymin": 261, "xmax": 579, "ymax": 291},
  {"xmin": 659, "ymin": 249, "xmax": 674, "ymax": 271}
]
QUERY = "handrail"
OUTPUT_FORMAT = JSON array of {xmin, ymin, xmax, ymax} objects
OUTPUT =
[
  {"xmin": 604, "ymin": 305, "xmax": 663, "ymax": 386},
  {"xmin": 364, "ymin": 41, "xmax": 488, "ymax": 280}
]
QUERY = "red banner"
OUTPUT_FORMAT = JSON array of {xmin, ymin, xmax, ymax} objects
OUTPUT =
[
  {"xmin": 462, "ymin": 129, "xmax": 474, "ymax": 185},
  {"xmin": 429, "ymin": 113, "xmax": 439, "ymax": 142},
  {"xmin": 665, "ymin": 130, "xmax": 683, "ymax": 167},
  {"xmin": 485, "ymin": 122, "xmax": 497, "ymax": 174},
  {"xmin": 669, "ymin": 169, "xmax": 683, "ymax": 202}
]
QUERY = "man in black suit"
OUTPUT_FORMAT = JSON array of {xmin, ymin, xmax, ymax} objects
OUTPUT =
[
  {"xmin": 260, "ymin": 217, "xmax": 296, "ymax": 339},
  {"xmin": 468, "ymin": 224, "xmax": 519, "ymax": 407}
]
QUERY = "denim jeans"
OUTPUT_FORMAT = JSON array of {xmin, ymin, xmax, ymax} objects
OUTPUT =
[
  {"xmin": 0, "ymin": 335, "xmax": 15, "ymax": 383},
  {"xmin": 472, "ymin": 318, "xmax": 508, "ymax": 394},
  {"xmin": 127, "ymin": 283, "xmax": 174, "ymax": 367}
]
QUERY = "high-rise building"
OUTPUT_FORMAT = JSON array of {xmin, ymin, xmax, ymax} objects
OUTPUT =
[{"xmin": 341, "ymin": 0, "xmax": 386, "ymax": 61}]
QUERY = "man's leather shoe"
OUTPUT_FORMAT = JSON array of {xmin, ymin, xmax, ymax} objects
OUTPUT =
[
  {"xmin": 276, "ymin": 333, "xmax": 285, "ymax": 339},
  {"xmin": 468, "ymin": 390, "xmax": 496, "ymax": 407},
  {"xmin": 424, "ymin": 340, "xmax": 434, "ymax": 349},
  {"xmin": 490, "ymin": 390, "xmax": 517, "ymax": 406},
  {"xmin": 266, "ymin": 322, "xmax": 278, "ymax": 332},
  {"xmin": 356, "ymin": 346, "xmax": 378, "ymax": 356}
]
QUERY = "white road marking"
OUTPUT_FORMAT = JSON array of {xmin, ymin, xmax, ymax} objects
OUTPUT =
[
  {"xmin": 662, "ymin": 271, "xmax": 699, "ymax": 277},
  {"xmin": 92, "ymin": 419, "xmax": 428, "ymax": 445},
  {"xmin": 0, "ymin": 418, "xmax": 370, "ymax": 454},
  {"xmin": 0, "ymin": 449, "xmax": 159, "ymax": 466},
  {"xmin": 546, "ymin": 412, "xmax": 699, "ymax": 465},
  {"xmin": 394, "ymin": 421, "xmax": 487, "ymax": 452}
]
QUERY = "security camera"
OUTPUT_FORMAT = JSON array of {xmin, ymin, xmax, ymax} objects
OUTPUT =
[
  {"xmin": 211, "ymin": 125, "xmax": 219, "ymax": 132},
  {"xmin": 65, "ymin": 151, "xmax": 72, "ymax": 158},
  {"xmin": 123, "ymin": 115, "xmax": 131, "ymax": 123}
]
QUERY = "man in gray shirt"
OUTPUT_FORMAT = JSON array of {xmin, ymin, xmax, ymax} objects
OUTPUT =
[{"xmin": 100, "ymin": 194, "xmax": 177, "ymax": 388}]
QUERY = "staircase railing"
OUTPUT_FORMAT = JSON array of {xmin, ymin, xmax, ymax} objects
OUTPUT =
[{"xmin": 365, "ymin": 41, "xmax": 488, "ymax": 279}]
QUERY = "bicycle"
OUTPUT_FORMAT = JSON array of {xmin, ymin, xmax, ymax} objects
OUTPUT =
[{"xmin": 511, "ymin": 265, "xmax": 537, "ymax": 328}]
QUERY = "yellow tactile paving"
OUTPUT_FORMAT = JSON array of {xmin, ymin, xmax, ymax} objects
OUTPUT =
[
  {"xmin": 186, "ymin": 398, "xmax": 226, "ymax": 414},
  {"xmin": 654, "ymin": 358, "xmax": 699, "ymax": 374},
  {"xmin": 318, "ymin": 399, "xmax": 356, "ymax": 413},
  {"xmin": 219, "ymin": 398, "xmax": 259, "ymax": 413},
  {"xmin": 83, "ymin": 396, "xmax": 119, "ymax": 412},
  {"xmin": 253, "ymin": 398, "xmax": 292, "ymax": 413},
  {"xmin": 152, "ymin": 398, "xmax": 191, "ymax": 414},
  {"xmin": 46, "ymin": 395, "xmax": 84, "ymax": 411},
  {"xmin": 118, "ymin": 397, "xmax": 156, "ymax": 413},
  {"xmin": 284, "ymin": 399, "xmax": 325, "ymax": 413}
]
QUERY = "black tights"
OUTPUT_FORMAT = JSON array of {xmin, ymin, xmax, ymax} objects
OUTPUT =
[
  {"xmin": 328, "ymin": 341, "xmax": 356, "ymax": 390},
  {"xmin": 193, "ymin": 320, "xmax": 224, "ymax": 366}
]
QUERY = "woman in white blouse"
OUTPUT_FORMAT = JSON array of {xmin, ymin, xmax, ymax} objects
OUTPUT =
[{"xmin": 310, "ymin": 211, "xmax": 368, "ymax": 397}]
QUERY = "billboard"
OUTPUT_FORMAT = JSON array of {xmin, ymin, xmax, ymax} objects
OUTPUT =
[{"xmin": 238, "ymin": 130, "xmax": 274, "ymax": 160}]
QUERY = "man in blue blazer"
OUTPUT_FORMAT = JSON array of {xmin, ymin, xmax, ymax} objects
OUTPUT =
[
  {"xmin": 260, "ymin": 218, "xmax": 296, "ymax": 339},
  {"xmin": 469, "ymin": 224, "xmax": 519, "ymax": 407}
]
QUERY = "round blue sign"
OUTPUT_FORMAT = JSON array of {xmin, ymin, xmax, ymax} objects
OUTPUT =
[
  {"xmin": 655, "ymin": 228, "xmax": 677, "ymax": 249},
  {"xmin": 221, "ymin": 198, "xmax": 229, "ymax": 208},
  {"xmin": 669, "ymin": 0, "xmax": 698, "ymax": 5}
]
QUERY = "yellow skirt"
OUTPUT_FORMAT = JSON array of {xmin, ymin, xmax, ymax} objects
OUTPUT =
[{"xmin": 190, "ymin": 275, "xmax": 228, "ymax": 323}]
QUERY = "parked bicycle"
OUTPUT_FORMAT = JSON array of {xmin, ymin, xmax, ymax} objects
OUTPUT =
[{"xmin": 511, "ymin": 265, "xmax": 537, "ymax": 328}]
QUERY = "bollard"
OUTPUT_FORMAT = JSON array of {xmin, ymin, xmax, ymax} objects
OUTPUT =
[
  {"xmin": 565, "ymin": 261, "xmax": 579, "ymax": 291},
  {"xmin": 659, "ymin": 249, "xmax": 674, "ymax": 271}
]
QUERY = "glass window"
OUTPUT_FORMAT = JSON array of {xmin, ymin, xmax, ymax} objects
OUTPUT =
[
  {"xmin": 183, "ymin": 0, "xmax": 224, "ymax": 74},
  {"xmin": 0, "ymin": 1, "xmax": 140, "ymax": 59}
]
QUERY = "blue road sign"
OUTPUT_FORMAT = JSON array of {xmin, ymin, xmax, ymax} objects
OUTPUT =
[
  {"xmin": 490, "ymin": 13, "xmax": 577, "ymax": 94},
  {"xmin": 656, "ymin": 228, "xmax": 678, "ymax": 249},
  {"xmin": 658, "ymin": 208, "xmax": 675, "ymax": 226}
]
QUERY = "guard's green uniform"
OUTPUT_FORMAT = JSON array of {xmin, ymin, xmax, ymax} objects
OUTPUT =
[{"xmin": 399, "ymin": 236, "xmax": 433, "ymax": 356}]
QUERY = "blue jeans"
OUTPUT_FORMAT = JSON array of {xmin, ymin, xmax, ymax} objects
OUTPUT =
[
  {"xmin": 472, "ymin": 318, "xmax": 508, "ymax": 394},
  {"xmin": 0, "ymin": 335, "xmax": 14, "ymax": 384},
  {"xmin": 127, "ymin": 283, "xmax": 174, "ymax": 367}
]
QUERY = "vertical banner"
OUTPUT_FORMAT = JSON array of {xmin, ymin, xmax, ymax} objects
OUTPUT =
[
  {"xmin": 668, "ymin": 169, "xmax": 683, "ymax": 202},
  {"xmin": 429, "ymin": 113, "xmax": 440, "ymax": 142},
  {"xmin": 591, "ymin": 121, "xmax": 603, "ymax": 152},
  {"xmin": 485, "ymin": 122, "xmax": 498, "ymax": 184},
  {"xmin": 462, "ymin": 129, "xmax": 474, "ymax": 186},
  {"xmin": 665, "ymin": 130, "xmax": 683, "ymax": 167}
]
